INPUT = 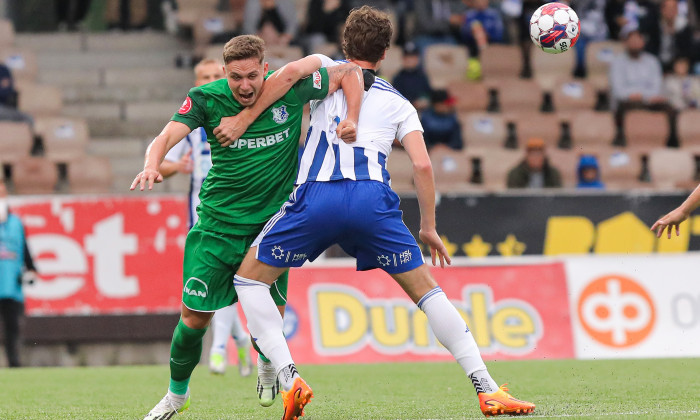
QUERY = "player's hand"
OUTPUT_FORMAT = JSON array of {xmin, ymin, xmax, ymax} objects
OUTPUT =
[
  {"xmin": 214, "ymin": 114, "xmax": 251, "ymax": 148},
  {"xmin": 130, "ymin": 168, "xmax": 163, "ymax": 191},
  {"xmin": 336, "ymin": 119, "xmax": 357, "ymax": 143},
  {"xmin": 178, "ymin": 152, "xmax": 193, "ymax": 174},
  {"xmin": 419, "ymin": 228, "xmax": 452, "ymax": 268},
  {"xmin": 651, "ymin": 207, "xmax": 688, "ymax": 239}
]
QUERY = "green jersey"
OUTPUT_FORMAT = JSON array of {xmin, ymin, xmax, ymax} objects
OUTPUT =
[{"xmin": 171, "ymin": 69, "xmax": 329, "ymax": 235}]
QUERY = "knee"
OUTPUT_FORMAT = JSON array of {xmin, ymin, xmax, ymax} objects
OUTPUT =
[{"xmin": 181, "ymin": 307, "xmax": 213, "ymax": 330}]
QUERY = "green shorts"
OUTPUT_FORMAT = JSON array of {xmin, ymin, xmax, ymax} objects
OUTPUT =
[{"xmin": 182, "ymin": 223, "xmax": 288, "ymax": 312}]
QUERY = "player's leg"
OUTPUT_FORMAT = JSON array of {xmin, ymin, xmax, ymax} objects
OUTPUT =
[
  {"xmin": 208, "ymin": 304, "xmax": 252, "ymax": 376},
  {"xmin": 391, "ymin": 266, "xmax": 535, "ymax": 416},
  {"xmin": 144, "ymin": 226, "xmax": 237, "ymax": 419}
]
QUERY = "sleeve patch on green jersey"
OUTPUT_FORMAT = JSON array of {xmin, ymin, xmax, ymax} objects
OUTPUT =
[
  {"xmin": 312, "ymin": 71, "xmax": 322, "ymax": 89},
  {"xmin": 178, "ymin": 97, "xmax": 193, "ymax": 114}
]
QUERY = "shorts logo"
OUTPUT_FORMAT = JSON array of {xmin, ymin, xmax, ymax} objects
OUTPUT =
[
  {"xmin": 178, "ymin": 97, "xmax": 192, "ymax": 114},
  {"xmin": 184, "ymin": 277, "xmax": 208, "ymax": 298},
  {"xmin": 271, "ymin": 106, "xmax": 289, "ymax": 124},
  {"xmin": 577, "ymin": 275, "xmax": 655, "ymax": 348},
  {"xmin": 399, "ymin": 249, "xmax": 412, "ymax": 264},
  {"xmin": 272, "ymin": 245, "xmax": 285, "ymax": 259},
  {"xmin": 377, "ymin": 255, "xmax": 391, "ymax": 267},
  {"xmin": 312, "ymin": 71, "xmax": 322, "ymax": 89}
]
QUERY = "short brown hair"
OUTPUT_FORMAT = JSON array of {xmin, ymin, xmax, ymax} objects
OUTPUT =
[
  {"xmin": 342, "ymin": 6, "xmax": 393, "ymax": 64},
  {"xmin": 222, "ymin": 35, "xmax": 265, "ymax": 64}
]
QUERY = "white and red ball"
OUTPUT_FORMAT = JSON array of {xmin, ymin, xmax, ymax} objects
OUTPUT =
[{"xmin": 530, "ymin": 2, "xmax": 580, "ymax": 54}]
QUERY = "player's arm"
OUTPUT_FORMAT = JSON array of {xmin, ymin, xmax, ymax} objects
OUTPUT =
[
  {"xmin": 214, "ymin": 55, "xmax": 326, "ymax": 146},
  {"xmin": 402, "ymin": 130, "xmax": 451, "ymax": 268},
  {"xmin": 130, "ymin": 121, "xmax": 192, "ymax": 191},
  {"xmin": 160, "ymin": 139, "xmax": 192, "ymax": 178},
  {"xmin": 326, "ymin": 63, "xmax": 364, "ymax": 142},
  {"xmin": 651, "ymin": 183, "xmax": 700, "ymax": 238}
]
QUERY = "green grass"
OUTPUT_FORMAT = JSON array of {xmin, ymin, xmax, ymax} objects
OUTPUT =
[{"xmin": 1, "ymin": 359, "xmax": 699, "ymax": 419}]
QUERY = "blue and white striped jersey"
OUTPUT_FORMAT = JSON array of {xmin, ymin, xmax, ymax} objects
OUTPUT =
[
  {"xmin": 164, "ymin": 127, "xmax": 211, "ymax": 228},
  {"xmin": 296, "ymin": 55, "xmax": 423, "ymax": 186}
]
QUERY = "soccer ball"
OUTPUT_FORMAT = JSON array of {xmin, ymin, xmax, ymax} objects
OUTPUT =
[{"xmin": 530, "ymin": 3, "xmax": 580, "ymax": 54}]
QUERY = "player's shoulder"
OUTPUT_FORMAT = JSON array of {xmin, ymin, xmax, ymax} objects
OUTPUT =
[
  {"xmin": 370, "ymin": 77, "xmax": 409, "ymax": 103},
  {"xmin": 195, "ymin": 78, "xmax": 229, "ymax": 97}
]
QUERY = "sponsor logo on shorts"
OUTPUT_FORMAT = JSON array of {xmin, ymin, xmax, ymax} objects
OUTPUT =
[
  {"xmin": 292, "ymin": 253, "xmax": 307, "ymax": 262},
  {"xmin": 184, "ymin": 277, "xmax": 208, "ymax": 298},
  {"xmin": 399, "ymin": 249, "xmax": 412, "ymax": 264},
  {"xmin": 312, "ymin": 71, "xmax": 322, "ymax": 89},
  {"xmin": 228, "ymin": 128, "xmax": 291, "ymax": 149},
  {"xmin": 271, "ymin": 105, "xmax": 289, "ymax": 124},
  {"xmin": 272, "ymin": 245, "xmax": 285, "ymax": 259},
  {"xmin": 377, "ymin": 255, "xmax": 391, "ymax": 267},
  {"xmin": 178, "ymin": 96, "xmax": 192, "ymax": 114}
]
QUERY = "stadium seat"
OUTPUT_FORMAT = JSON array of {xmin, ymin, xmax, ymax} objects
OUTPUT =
[
  {"xmin": 678, "ymin": 110, "xmax": 700, "ymax": 147},
  {"xmin": 551, "ymin": 79, "xmax": 596, "ymax": 112},
  {"xmin": 17, "ymin": 83, "xmax": 63, "ymax": 116},
  {"xmin": 623, "ymin": 110, "xmax": 670, "ymax": 149},
  {"xmin": 0, "ymin": 121, "xmax": 33, "ymax": 163},
  {"xmin": 507, "ymin": 112, "xmax": 562, "ymax": 149},
  {"xmin": 470, "ymin": 148, "xmax": 522, "ymax": 190},
  {"xmin": 192, "ymin": 13, "xmax": 237, "ymax": 52},
  {"xmin": 386, "ymin": 149, "xmax": 414, "ymax": 193},
  {"xmin": 586, "ymin": 41, "xmax": 624, "ymax": 90},
  {"xmin": 424, "ymin": 44, "xmax": 469, "ymax": 88},
  {"xmin": 11, "ymin": 157, "xmax": 58, "ymax": 195},
  {"xmin": 494, "ymin": 79, "xmax": 543, "ymax": 113},
  {"xmin": 480, "ymin": 45, "xmax": 522, "ymax": 80},
  {"xmin": 379, "ymin": 46, "xmax": 402, "ymax": 83},
  {"xmin": 596, "ymin": 146, "xmax": 645, "ymax": 189},
  {"xmin": 570, "ymin": 112, "xmax": 616, "ymax": 148},
  {"xmin": 35, "ymin": 117, "xmax": 89, "ymax": 162},
  {"xmin": 266, "ymin": 45, "xmax": 304, "ymax": 71},
  {"xmin": 203, "ymin": 43, "xmax": 225, "ymax": 61},
  {"xmin": 648, "ymin": 148, "xmax": 694, "ymax": 189},
  {"xmin": 547, "ymin": 149, "xmax": 583, "ymax": 188},
  {"xmin": 0, "ymin": 48, "xmax": 38, "ymax": 82},
  {"xmin": 530, "ymin": 47, "xmax": 575, "ymax": 90},
  {"xmin": 0, "ymin": 19, "xmax": 14, "ymax": 49},
  {"xmin": 68, "ymin": 156, "xmax": 113, "ymax": 194},
  {"xmin": 459, "ymin": 112, "xmax": 506, "ymax": 149},
  {"xmin": 448, "ymin": 82, "xmax": 488, "ymax": 113},
  {"xmin": 429, "ymin": 147, "xmax": 471, "ymax": 193},
  {"xmin": 176, "ymin": 0, "xmax": 219, "ymax": 27}
]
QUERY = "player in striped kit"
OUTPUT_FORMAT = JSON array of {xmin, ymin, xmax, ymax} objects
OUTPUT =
[
  {"xmin": 161, "ymin": 58, "xmax": 252, "ymax": 378},
  {"xmin": 222, "ymin": 6, "xmax": 536, "ymax": 419}
]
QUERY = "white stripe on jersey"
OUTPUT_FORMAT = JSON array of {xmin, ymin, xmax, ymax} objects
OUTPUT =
[{"xmin": 296, "ymin": 71, "xmax": 423, "ymax": 186}]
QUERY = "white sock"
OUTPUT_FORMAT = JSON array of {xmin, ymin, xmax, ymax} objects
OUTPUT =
[
  {"xmin": 228, "ymin": 304, "xmax": 249, "ymax": 348},
  {"xmin": 418, "ymin": 287, "xmax": 499, "ymax": 394},
  {"xmin": 210, "ymin": 305, "xmax": 239, "ymax": 357},
  {"xmin": 234, "ymin": 274, "xmax": 298, "ymax": 390}
]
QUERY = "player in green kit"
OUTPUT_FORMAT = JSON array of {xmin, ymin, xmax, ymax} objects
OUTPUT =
[{"xmin": 131, "ymin": 35, "xmax": 363, "ymax": 419}]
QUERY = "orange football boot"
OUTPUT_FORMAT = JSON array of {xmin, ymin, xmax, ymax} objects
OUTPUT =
[
  {"xmin": 280, "ymin": 377, "xmax": 313, "ymax": 420},
  {"xmin": 478, "ymin": 384, "xmax": 535, "ymax": 417}
]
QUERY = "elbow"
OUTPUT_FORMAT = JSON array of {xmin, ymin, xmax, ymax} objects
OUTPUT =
[{"xmin": 413, "ymin": 159, "xmax": 433, "ymax": 174}]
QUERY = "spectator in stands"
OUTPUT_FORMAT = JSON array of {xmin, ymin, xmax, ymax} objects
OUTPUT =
[
  {"xmin": 0, "ymin": 63, "xmax": 33, "ymax": 126},
  {"xmin": 507, "ymin": 138, "xmax": 562, "ymax": 188},
  {"xmin": 646, "ymin": 0, "xmax": 695, "ymax": 74},
  {"xmin": 301, "ymin": 0, "xmax": 351, "ymax": 54},
  {"xmin": 571, "ymin": 0, "xmax": 609, "ymax": 77},
  {"xmin": 610, "ymin": 26, "xmax": 679, "ymax": 146},
  {"xmin": 55, "ymin": 0, "xmax": 92, "ymax": 31},
  {"xmin": 518, "ymin": 0, "xmax": 547, "ymax": 78},
  {"xmin": 605, "ymin": 0, "xmax": 660, "ymax": 42},
  {"xmin": 577, "ymin": 154, "xmax": 605, "ymax": 189},
  {"xmin": 0, "ymin": 182, "xmax": 38, "ymax": 368},
  {"xmin": 392, "ymin": 42, "xmax": 432, "ymax": 112},
  {"xmin": 458, "ymin": 0, "xmax": 506, "ymax": 56},
  {"xmin": 243, "ymin": 0, "xmax": 298, "ymax": 46},
  {"xmin": 421, "ymin": 89, "xmax": 464, "ymax": 151},
  {"xmin": 412, "ymin": 0, "xmax": 465, "ymax": 54},
  {"xmin": 665, "ymin": 56, "xmax": 700, "ymax": 109},
  {"xmin": 106, "ymin": 0, "xmax": 148, "ymax": 30}
]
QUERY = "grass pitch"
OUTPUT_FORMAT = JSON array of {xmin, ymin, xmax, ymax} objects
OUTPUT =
[{"xmin": 1, "ymin": 358, "xmax": 699, "ymax": 419}]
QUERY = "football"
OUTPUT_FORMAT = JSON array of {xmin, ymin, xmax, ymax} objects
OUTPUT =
[{"xmin": 529, "ymin": 2, "xmax": 580, "ymax": 54}]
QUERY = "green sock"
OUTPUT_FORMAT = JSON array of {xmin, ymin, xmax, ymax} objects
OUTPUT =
[
  {"xmin": 168, "ymin": 319, "xmax": 207, "ymax": 395},
  {"xmin": 251, "ymin": 338, "xmax": 270, "ymax": 363}
]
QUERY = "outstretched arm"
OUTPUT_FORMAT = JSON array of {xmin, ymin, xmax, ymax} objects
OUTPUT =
[
  {"xmin": 651, "ymin": 183, "xmax": 700, "ymax": 238},
  {"xmin": 402, "ymin": 131, "xmax": 451, "ymax": 268},
  {"xmin": 130, "ymin": 121, "xmax": 192, "ymax": 191},
  {"xmin": 326, "ymin": 63, "xmax": 363, "ymax": 142},
  {"xmin": 214, "ymin": 55, "xmax": 325, "ymax": 147}
]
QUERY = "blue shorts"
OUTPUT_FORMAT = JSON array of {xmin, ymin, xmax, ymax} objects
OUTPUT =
[{"xmin": 253, "ymin": 180, "xmax": 424, "ymax": 274}]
